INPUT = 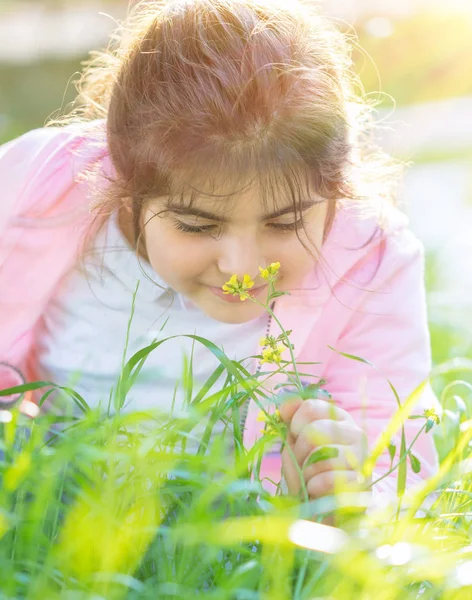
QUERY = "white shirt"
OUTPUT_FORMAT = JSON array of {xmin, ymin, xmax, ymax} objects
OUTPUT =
[{"xmin": 37, "ymin": 210, "xmax": 269, "ymax": 449}]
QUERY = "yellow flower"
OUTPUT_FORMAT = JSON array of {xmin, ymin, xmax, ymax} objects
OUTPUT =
[
  {"xmin": 259, "ymin": 336, "xmax": 269, "ymax": 347},
  {"xmin": 258, "ymin": 262, "xmax": 281, "ymax": 281},
  {"xmin": 257, "ymin": 409, "xmax": 281, "ymax": 423},
  {"xmin": 256, "ymin": 410, "xmax": 267, "ymax": 422},
  {"xmin": 258, "ymin": 408, "xmax": 283, "ymax": 436},
  {"xmin": 423, "ymin": 408, "xmax": 440, "ymax": 425},
  {"xmin": 260, "ymin": 343, "xmax": 285, "ymax": 365},
  {"xmin": 221, "ymin": 273, "xmax": 255, "ymax": 301},
  {"xmin": 221, "ymin": 274, "xmax": 238, "ymax": 293}
]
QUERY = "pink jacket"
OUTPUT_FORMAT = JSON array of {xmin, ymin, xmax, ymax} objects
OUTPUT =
[{"xmin": 0, "ymin": 120, "xmax": 440, "ymax": 503}]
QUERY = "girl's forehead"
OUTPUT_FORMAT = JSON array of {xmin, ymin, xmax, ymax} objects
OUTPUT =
[
  {"xmin": 165, "ymin": 190, "xmax": 300, "ymax": 218},
  {"xmin": 164, "ymin": 165, "xmax": 314, "ymax": 208},
  {"xmin": 163, "ymin": 174, "xmax": 315, "ymax": 216}
]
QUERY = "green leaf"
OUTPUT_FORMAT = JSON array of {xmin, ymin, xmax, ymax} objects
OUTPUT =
[
  {"xmin": 408, "ymin": 415, "xmax": 425, "ymax": 420},
  {"xmin": 303, "ymin": 383, "xmax": 332, "ymax": 400},
  {"xmin": 409, "ymin": 452, "xmax": 422, "ymax": 474},
  {"xmin": 0, "ymin": 381, "xmax": 51, "ymax": 397},
  {"xmin": 115, "ymin": 281, "xmax": 140, "ymax": 411},
  {"xmin": 425, "ymin": 418, "xmax": 435, "ymax": 433},
  {"xmin": 305, "ymin": 446, "xmax": 339, "ymax": 467},
  {"xmin": 388, "ymin": 443, "xmax": 396, "ymax": 468},
  {"xmin": 281, "ymin": 339, "xmax": 294, "ymax": 349},
  {"xmin": 182, "ymin": 338, "xmax": 196, "ymax": 407},
  {"xmin": 190, "ymin": 364, "xmax": 226, "ymax": 406},
  {"xmin": 397, "ymin": 431, "xmax": 407, "ymax": 497}
]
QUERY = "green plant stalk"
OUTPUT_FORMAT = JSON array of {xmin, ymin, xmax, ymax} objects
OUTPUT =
[
  {"xmin": 400, "ymin": 423, "xmax": 472, "ymax": 528},
  {"xmin": 370, "ymin": 421, "xmax": 428, "ymax": 487},
  {"xmin": 114, "ymin": 280, "xmax": 140, "ymax": 413},
  {"xmin": 249, "ymin": 279, "xmax": 327, "ymax": 599},
  {"xmin": 249, "ymin": 280, "xmax": 303, "ymax": 391}
]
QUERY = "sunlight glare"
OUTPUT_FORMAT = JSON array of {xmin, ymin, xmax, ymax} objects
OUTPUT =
[{"xmin": 288, "ymin": 519, "xmax": 348, "ymax": 554}]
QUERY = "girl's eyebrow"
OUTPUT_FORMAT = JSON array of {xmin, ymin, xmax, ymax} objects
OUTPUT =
[{"xmin": 167, "ymin": 199, "xmax": 318, "ymax": 222}]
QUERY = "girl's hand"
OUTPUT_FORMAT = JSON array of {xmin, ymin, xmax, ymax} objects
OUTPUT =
[{"xmin": 279, "ymin": 397, "xmax": 372, "ymax": 510}]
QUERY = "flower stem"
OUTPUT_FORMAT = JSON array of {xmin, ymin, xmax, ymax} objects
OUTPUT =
[
  {"xmin": 370, "ymin": 422, "xmax": 428, "ymax": 488},
  {"xmin": 249, "ymin": 282, "xmax": 303, "ymax": 391}
]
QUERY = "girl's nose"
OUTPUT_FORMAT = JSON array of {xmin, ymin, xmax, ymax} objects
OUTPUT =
[{"xmin": 217, "ymin": 234, "xmax": 265, "ymax": 280}]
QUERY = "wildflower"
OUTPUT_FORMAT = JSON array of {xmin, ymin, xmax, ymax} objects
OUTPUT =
[
  {"xmin": 259, "ymin": 332, "xmax": 291, "ymax": 364},
  {"xmin": 423, "ymin": 408, "xmax": 440, "ymax": 425},
  {"xmin": 259, "ymin": 335, "xmax": 278, "ymax": 348},
  {"xmin": 221, "ymin": 274, "xmax": 255, "ymax": 301},
  {"xmin": 256, "ymin": 410, "xmax": 266, "ymax": 422},
  {"xmin": 256, "ymin": 409, "xmax": 281, "ymax": 422},
  {"xmin": 259, "ymin": 262, "xmax": 281, "ymax": 281},
  {"xmin": 256, "ymin": 409, "xmax": 283, "ymax": 436},
  {"xmin": 424, "ymin": 407, "xmax": 441, "ymax": 433},
  {"xmin": 260, "ymin": 343, "xmax": 285, "ymax": 365}
]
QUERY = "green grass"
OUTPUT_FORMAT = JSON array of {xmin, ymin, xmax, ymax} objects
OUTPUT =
[
  {"xmin": 0, "ymin": 281, "xmax": 471, "ymax": 599},
  {"xmin": 0, "ymin": 58, "xmax": 81, "ymax": 144}
]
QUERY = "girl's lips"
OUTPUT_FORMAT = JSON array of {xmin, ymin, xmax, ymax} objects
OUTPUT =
[{"xmin": 208, "ymin": 285, "xmax": 268, "ymax": 303}]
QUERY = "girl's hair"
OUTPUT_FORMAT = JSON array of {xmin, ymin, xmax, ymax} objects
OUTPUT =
[{"xmin": 48, "ymin": 0, "xmax": 406, "ymax": 286}]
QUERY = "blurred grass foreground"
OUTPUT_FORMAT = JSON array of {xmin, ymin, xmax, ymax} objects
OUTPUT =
[{"xmin": 0, "ymin": 291, "xmax": 472, "ymax": 600}]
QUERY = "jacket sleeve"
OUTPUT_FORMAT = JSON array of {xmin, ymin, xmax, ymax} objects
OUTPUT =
[
  {"xmin": 0, "ymin": 126, "xmax": 85, "ymax": 381},
  {"xmin": 321, "ymin": 229, "xmax": 441, "ymax": 508},
  {"xmin": 0, "ymin": 127, "xmax": 68, "ymax": 233}
]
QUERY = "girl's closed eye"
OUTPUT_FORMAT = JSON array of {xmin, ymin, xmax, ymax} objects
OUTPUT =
[
  {"xmin": 266, "ymin": 218, "xmax": 304, "ymax": 233},
  {"xmin": 172, "ymin": 218, "xmax": 304, "ymax": 235},
  {"xmin": 173, "ymin": 219, "xmax": 219, "ymax": 234}
]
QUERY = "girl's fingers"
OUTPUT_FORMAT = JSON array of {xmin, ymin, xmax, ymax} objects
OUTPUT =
[
  {"xmin": 289, "ymin": 399, "xmax": 353, "ymax": 438},
  {"xmin": 302, "ymin": 445, "xmax": 363, "ymax": 484},
  {"xmin": 278, "ymin": 397, "xmax": 303, "ymax": 424},
  {"xmin": 290, "ymin": 426, "xmax": 362, "ymax": 472},
  {"xmin": 306, "ymin": 469, "xmax": 363, "ymax": 499},
  {"xmin": 293, "ymin": 419, "xmax": 362, "ymax": 453}
]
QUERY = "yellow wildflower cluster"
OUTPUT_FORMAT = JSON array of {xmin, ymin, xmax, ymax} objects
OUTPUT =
[
  {"xmin": 221, "ymin": 274, "xmax": 255, "ymax": 301},
  {"xmin": 261, "ymin": 344, "xmax": 285, "ymax": 365},
  {"xmin": 259, "ymin": 333, "xmax": 291, "ymax": 365},
  {"xmin": 256, "ymin": 408, "xmax": 283, "ymax": 436},
  {"xmin": 259, "ymin": 262, "xmax": 281, "ymax": 281},
  {"xmin": 424, "ymin": 407, "xmax": 441, "ymax": 433},
  {"xmin": 423, "ymin": 408, "xmax": 440, "ymax": 425},
  {"xmin": 221, "ymin": 262, "xmax": 281, "ymax": 301}
]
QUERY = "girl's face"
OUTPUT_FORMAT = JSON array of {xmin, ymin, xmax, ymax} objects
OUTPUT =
[{"xmin": 141, "ymin": 186, "xmax": 328, "ymax": 324}]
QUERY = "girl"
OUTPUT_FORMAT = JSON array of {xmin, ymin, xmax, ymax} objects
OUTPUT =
[{"xmin": 0, "ymin": 0, "xmax": 440, "ymax": 511}]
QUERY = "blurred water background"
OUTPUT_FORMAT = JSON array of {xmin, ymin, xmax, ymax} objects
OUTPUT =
[{"xmin": 0, "ymin": 0, "xmax": 471, "ymax": 374}]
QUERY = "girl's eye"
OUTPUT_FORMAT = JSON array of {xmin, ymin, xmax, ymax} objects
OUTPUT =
[
  {"xmin": 173, "ymin": 220, "xmax": 217, "ymax": 234},
  {"xmin": 267, "ymin": 218, "xmax": 303, "ymax": 233},
  {"xmin": 173, "ymin": 218, "xmax": 304, "ymax": 235}
]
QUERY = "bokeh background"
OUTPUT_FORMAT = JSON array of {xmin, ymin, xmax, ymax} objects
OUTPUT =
[{"xmin": 1, "ymin": 0, "xmax": 471, "ymax": 409}]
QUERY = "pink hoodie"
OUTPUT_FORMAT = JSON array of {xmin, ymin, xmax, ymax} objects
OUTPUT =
[{"xmin": 0, "ymin": 120, "xmax": 440, "ymax": 505}]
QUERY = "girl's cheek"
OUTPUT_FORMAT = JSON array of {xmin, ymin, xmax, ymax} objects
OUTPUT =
[{"xmin": 149, "ymin": 229, "xmax": 214, "ymax": 279}]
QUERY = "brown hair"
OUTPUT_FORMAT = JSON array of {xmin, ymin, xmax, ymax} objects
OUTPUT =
[{"xmin": 48, "ymin": 0, "xmax": 406, "ymax": 286}]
